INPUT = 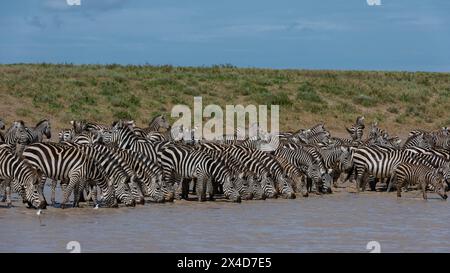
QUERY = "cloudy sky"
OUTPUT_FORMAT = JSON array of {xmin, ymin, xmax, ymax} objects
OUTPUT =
[{"xmin": 1, "ymin": 0, "xmax": 449, "ymax": 71}]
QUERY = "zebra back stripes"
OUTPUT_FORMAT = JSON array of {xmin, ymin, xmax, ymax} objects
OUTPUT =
[
  {"xmin": 394, "ymin": 163, "xmax": 448, "ymax": 200},
  {"xmin": 0, "ymin": 145, "xmax": 45, "ymax": 208}
]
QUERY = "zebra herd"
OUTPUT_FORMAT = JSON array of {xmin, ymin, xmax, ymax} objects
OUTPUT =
[{"xmin": 0, "ymin": 114, "xmax": 449, "ymax": 210}]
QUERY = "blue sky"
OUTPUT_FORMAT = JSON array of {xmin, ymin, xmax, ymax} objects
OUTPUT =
[{"xmin": 1, "ymin": 0, "xmax": 449, "ymax": 71}]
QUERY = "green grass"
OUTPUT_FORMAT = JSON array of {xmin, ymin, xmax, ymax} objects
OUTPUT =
[{"xmin": 0, "ymin": 63, "xmax": 449, "ymax": 135}]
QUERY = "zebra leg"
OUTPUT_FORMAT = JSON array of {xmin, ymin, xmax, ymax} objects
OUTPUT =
[
  {"xmin": 396, "ymin": 178, "xmax": 403, "ymax": 198},
  {"xmin": 174, "ymin": 181, "xmax": 183, "ymax": 200},
  {"xmin": 355, "ymin": 171, "xmax": 364, "ymax": 193},
  {"xmin": 61, "ymin": 178, "xmax": 77, "ymax": 209},
  {"xmin": 73, "ymin": 182, "xmax": 81, "ymax": 208},
  {"xmin": 189, "ymin": 179, "xmax": 196, "ymax": 195},
  {"xmin": 387, "ymin": 175, "xmax": 396, "ymax": 193},
  {"xmin": 5, "ymin": 184, "xmax": 11, "ymax": 207},
  {"xmin": 0, "ymin": 180, "xmax": 6, "ymax": 202},
  {"xmin": 83, "ymin": 187, "xmax": 91, "ymax": 205},
  {"xmin": 91, "ymin": 185, "xmax": 98, "ymax": 207},
  {"xmin": 306, "ymin": 177, "xmax": 312, "ymax": 193},
  {"xmin": 206, "ymin": 178, "xmax": 215, "ymax": 201},
  {"xmin": 182, "ymin": 178, "xmax": 190, "ymax": 200},
  {"xmin": 196, "ymin": 177, "xmax": 207, "ymax": 202},
  {"xmin": 421, "ymin": 181, "xmax": 428, "ymax": 200},
  {"xmin": 51, "ymin": 180, "xmax": 58, "ymax": 206}
]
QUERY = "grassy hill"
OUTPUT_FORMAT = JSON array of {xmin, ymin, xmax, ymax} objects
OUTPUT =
[{"xmin": 1, "ymin": 63, "xmax": 449, "ymax": 137}]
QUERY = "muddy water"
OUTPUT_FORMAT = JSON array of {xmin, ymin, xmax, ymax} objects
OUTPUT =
[{"xmin": 1, "ymin": 188, "xmax": 449, "ymax": 253}]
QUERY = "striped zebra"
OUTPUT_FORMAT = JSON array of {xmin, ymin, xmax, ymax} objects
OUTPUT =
[
  {"xmin": 346, "ymin": 116, "xmax": 365, "ymax": 141},
  {"xmin": 282, "ymin": 142, "xmax": 333, "ymax": 193},
  {"xmin": 60, "ymin": 142, "xmax": 144, "ymax": 205},
  {"xmin": 22, "ymin": 143, "xmax": 131, "ymax": 208},
  {"xmin": 0, "ymin": 119, "xmax": 5, "ymax": 143},
  {"xmin": 198, "ymin": 146, "xmax": 264, "ymax": 200},
  {"xmin": 58, "ymin": 128, "xmax": 75, "ymax": 143},
  {"xmin": 101, "ymin": 126, "xmax": 168, "ymax": 165},
  {"xmin": 368, "ymin": 122, "xmax": 387, "ymax": 139},
  {"xmin": 233, "ymin": 145, "xmax": 296, "ymax": 199},
  {"xmin": 0, "ymin": 144, "xmax": 46, "ymax": 208},
  {"xmin": 137, "ymin": 114, "xmax": 171, "ymax": 134},
  {"xmin": 298, "ymin": 131, "xmax": 331, "ymax": 145},
  {"xmin": 350, "ymin": 146, "xmax": 445, "ymax": 192},
  {"xmin": 275, "ymin": 155, "xmax": 308, "ymax": 197},
  {"xmin": 273, "ymin": 148, "xmax": 330, "ymax": 194},
  {"xmin": 198, "ymin": 142, "xmax": 278, "ymax": 198},
  {"xmin": 402, "ymin": 132, "xmax": 432, "ymax": 149},
  {"xmin": 394, "ymin": 163, "xmax": 448, "ymax": 200},
  {"xmin": 110, "ymin": 147, "xmax": 166, "ymax": 203},
  {"xmin": 3, "ymin": 121, "xmax": 26, "ymax": 150},
  {"xmin": 318, "ymin": 145, "xmax": 353, "ymax": 187},
  {"xmin": 71, "ymin": 132, "xmax": 103, "ymax": 145},
  {"xmin": 158, "ymin": 144, "xmax": 241, "ymax": 202},
  {"xmin": 20, "ymin": 119, "xmax": 52, "ymax": 144}
]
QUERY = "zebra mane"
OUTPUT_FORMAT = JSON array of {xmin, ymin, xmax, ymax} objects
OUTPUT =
[{"xmin": 35, "ymin": 119, "xmax": 49, "ymax": 128}]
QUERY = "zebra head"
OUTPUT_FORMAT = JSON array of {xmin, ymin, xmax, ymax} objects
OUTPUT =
[
  {"xmin": 234, "ymin": 172, "xmax": 253, "ymax": 200},
  {"xmin": 24, "ymin": 168, "xmax": 47, "ymax": 209},
  {"xmin": 260, "ymin": 171, "xmax": 277, "ymax": 198},
  {"xmin": 223, "ymin": 175, "xmax": 242, "ymax": 203},
  {"xmin": 279, "ymin": 174, "xmax": 296, "ymax": 199},
  {"xmin": 150, "ymin": 115, "xmax": 171, "ymax": 130},
  {"xmin": 440, "ymin": 162, "xmax": 450, "ymax": 185},
  {"xmin": 432, "ymin": 169, "xmax": 448, "ymax": 200},
  {"xmin": 339, "ymin": 146, "xmax": 353, "ymax": 172},
  {"xmin": 36, "ymin": 119, "xmax": 52, "ymax": 139},
  {"xmin": 145, "ymin": 177, "xmax": 165, "ymax": 203},
  {"xmin": 356, "ymin": 116, "xmax": 365, "ymax": 126},
  {"xmin": 246, "ymin": 172, "xmax": 265, "ymax": 200},
  {"xmin": 110, "ymin": 176, "xmax": 136, "ymax": 207},
  {"xmin": 70, "ymin": 120, "xmax": 87, "ymax": 134},
  {"xmin": 320, "ymin": 172, "xmax": 333, "ymax": 194},
  {"xmin": 58, "ymin": 129, "xmax": 74, "ymax": 143}
]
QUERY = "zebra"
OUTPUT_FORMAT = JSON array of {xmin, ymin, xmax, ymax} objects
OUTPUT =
[
  {"xmin": 0, "ymin": 119, "xmax": 5, "ymax": 143},
  {"xmin": 71, "ymin": 132, "xmax": 103, "ymax": 145},
  {"xmin": 198, "ymin": 142, "xmax": 278, "ymax": 198},
  {"xmin": 281, "ymin": 142, "xmax": 333, "ymax": 193},
  {"xmin": 20, "ymin": 119, "xmax": 52, "ymax": 144},
  {"xmin": 58, "ymin": 128, "xmax": 75, "ymax": 143},
  {"xmin": 318, "ymin": 145, "xmax": 353, "ymax": 187},
  {"xmin": 100, "ymin": 125, "xmax": 163, "ymax": 165},
  {"xmin": 60, "ymin": 142, "xmax": 144, "ymax": 205},
  {"xmin": 273, "ymin": 148, "xmax": 330, "ymax": 194},
  {"xmin": 197, "ymin": 146, "xmax": 263, "ymax": 200},
  {"xmin": 110, "ymin": 147, "xmax": 166, "ymax": 203},
  {"xmin": 158, "ymin": 144, "xmax": 241, "ymax": 202},
  {"xmin": 137, "ymin": 114, "xmax": 171, "ymax": 134},
  {"xmin": 22, "ymin": 143, "xmax": 131, "ymax": 208},
  {"xmin": 233, "ymin": 145, "xmax": 296, "ymax": 199},
  {"xmin": 3, "ymin": 121, "xmax": 27, "ymax": 150},
  {"xmin": 298, "ymin": 131, "xmax": 331, "ymax": 145},
  {"xmin": 402, "ymin": 132, "xmax": 432, "ymax": 149},
  {"xmin": 368, "ymin": 122, "xmax": 387, "ymax": 139},
  {"xmin": 393, "ymin": 163, "xmax": 448, "ymax": 200},
  {"xmin": 275, "ymin": 155, "xmax": 308, "ymax": 197},
  {"xmin": 0, "ymin": 144, "xmax": 46, "ymax": 208},
  {"xmin": 346, "ymin": 116, "xmax": 365, "ymax": 141},
  {"xmin": 350, "ymin": 146, "xmax": 445, "ymax": 193}
]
